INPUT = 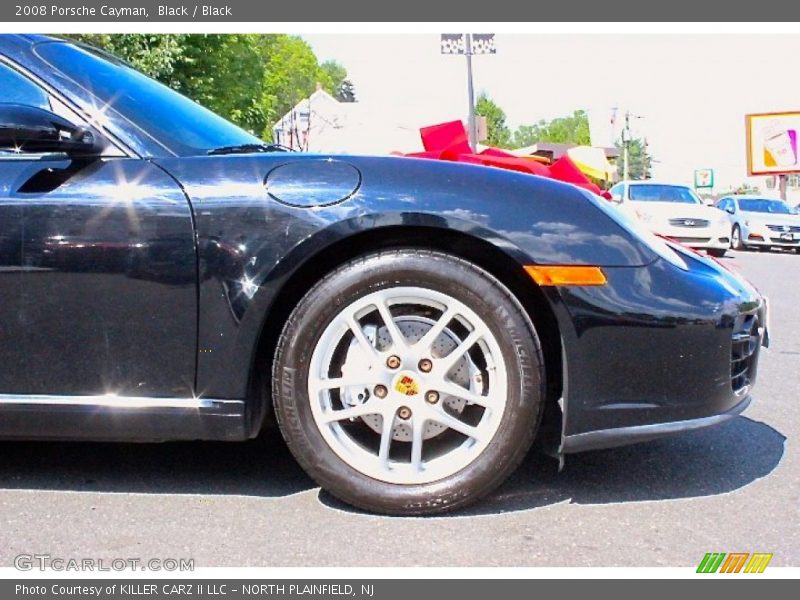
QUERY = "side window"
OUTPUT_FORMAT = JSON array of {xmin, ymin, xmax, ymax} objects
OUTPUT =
[
  {"xmin": 0, "ymin": 62, "xmax": 50, "ymax": 110},
  {"xmin": 608, "ymin": 183, "xmax": 624, "ymax": 202}
]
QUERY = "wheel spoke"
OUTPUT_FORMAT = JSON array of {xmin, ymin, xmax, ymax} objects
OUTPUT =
[
  {"xmin": 320, "ymin": 402, "xmax": 380, "ymax": 424},
  {"xmin": 437, "ymin": 380, "xmax": 493, "ymax": 407},
  {"xmin": 415, "ymin": 306, "xmax": 458, "ymax": 351},
  {"xmin": 438, "ymin": 328, "xmax": 483, "ymax": 373},
  {"xmin": 346, "ymin": 315, "xmax": 379, "ymax": 363},
  {"xmin": 378, "ymin": 411, "xmax": 395, "ymax": 466},
  {"xmin": 375, "ymin": 299, "xmax": 408, "ymax": 351},
  {"xmin": 410, "ymin": 415, "xmax": 425, "ymax": 472},
  {"xmin": 427, "ymin": 406, "xmax": 482, "ymax": 440},
  {"xmin": 310, "ymin": 376, "xmax": 377, "ymax": 394}
]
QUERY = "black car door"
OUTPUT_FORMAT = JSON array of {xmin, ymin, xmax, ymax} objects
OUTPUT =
[{"xmin": 0, "ymin": 60, "xmax": 197, "ymax": 398}]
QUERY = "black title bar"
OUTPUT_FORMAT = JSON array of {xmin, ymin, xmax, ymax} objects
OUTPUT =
[{"xmin": 3, "ymin": 0, "xmax": 800, "ymax": 22}]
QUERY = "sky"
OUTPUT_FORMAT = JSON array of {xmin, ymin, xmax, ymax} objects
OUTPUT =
[{"xmin": 304, "ymin": 33, "xmax": 800, "ymax": 190}]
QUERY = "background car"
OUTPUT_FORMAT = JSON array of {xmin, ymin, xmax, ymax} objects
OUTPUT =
[
  {"xmin": 608, "ymin": 181, "xmax": 731, "ymax": 257},
  {"xmin": 716, "ymin": 195, "xmax": 800, "ymax": 252},
  {"xmin": 0, "ymin": 35, "xmax": 768, "ymax": 515}
]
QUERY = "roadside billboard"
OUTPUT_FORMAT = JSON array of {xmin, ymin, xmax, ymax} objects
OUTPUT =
[
  {"xmin": 694, "ymin": 168, "xmax": 714, "ymax": 188},
  {"xmin": 745, "ymin": 111, "xmax": 800, "ymax": 175}
]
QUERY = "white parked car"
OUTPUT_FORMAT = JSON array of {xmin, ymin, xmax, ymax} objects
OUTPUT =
[
  {"xmin": 608, "ymin": 181, "xmax": 731, "ymax": 257},
  {"xmin": 715, "ymin": 196, "xmax": 800, "ymax": 252}
]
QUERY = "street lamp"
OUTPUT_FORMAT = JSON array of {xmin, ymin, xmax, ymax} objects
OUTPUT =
[{"xmin": 441, "ymin": 33, "xmax": 496, "ymax": 151}]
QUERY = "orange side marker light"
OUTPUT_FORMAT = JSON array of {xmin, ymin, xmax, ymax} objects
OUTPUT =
[{"xmin": 524, "ymin": 265, "xmax": 607, "ymax": 286}]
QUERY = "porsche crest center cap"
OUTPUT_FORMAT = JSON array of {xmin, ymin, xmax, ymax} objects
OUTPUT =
[{"xmin": 394, "ymin": 374, "xmax": 420, "ymax": 396}]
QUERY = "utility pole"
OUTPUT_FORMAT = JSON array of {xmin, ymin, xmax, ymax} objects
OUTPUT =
[
  {"xmin": 610, "ymin": 106, "xmax": 618, "ymax": 147},
  {"xmin": 622, "ymin": 111, "xmax": 630, "ymax": 181},
  {"xmin": 621, "ymin": 110, "xmax": 643, "ymax": 181}
]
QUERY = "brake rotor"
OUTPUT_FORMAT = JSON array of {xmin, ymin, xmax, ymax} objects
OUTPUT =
[{"xmin": 340, "ymin": 316, "xmax": 477, "ymax": 441}]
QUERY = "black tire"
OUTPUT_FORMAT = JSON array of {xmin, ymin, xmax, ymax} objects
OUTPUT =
[
  {"xmin": 707, "ymin": 248, "xmax": 726, "ymax": 258},
  {"xmin": 272, "ymin": 249, "xmax": 545, "ymax": 515},
  {"xmin": 732, "ymin": 225, "xmax": 746, "ymax": 250}
]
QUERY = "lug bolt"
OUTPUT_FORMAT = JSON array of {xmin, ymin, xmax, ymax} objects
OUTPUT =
[
  {"xmin": 418, "ymin": 358, "xmax": 433, "ymax": 373},
  {"xmin": 398, "ymin": 406, "xmax": 412, "ymax": 420},
  {"xmin": 386, "ymin": 355, "xmax": 401, "ymax": 369},
  {"xmin": 425, "ymin": 390, "xmax": 439, "ymax": 404},
  {"xmin": 374, "ymin": 384, "xmax": 388, "ymax": 398}
]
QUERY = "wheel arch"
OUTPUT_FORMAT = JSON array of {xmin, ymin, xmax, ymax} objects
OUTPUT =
[{"xmin": 246, "ymin": 224, "xmax": 564, "ymax": 444}]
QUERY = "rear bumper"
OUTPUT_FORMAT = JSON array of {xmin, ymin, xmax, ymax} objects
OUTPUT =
[{"xmin": 550, "ymin": 246, "xmax": 766, "ymax": 450}]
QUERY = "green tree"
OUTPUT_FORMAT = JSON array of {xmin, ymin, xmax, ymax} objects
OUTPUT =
[
  {"xmin": 511, "ymin": 124, "xmax": 539, "ymax": 148},
  {"xmin": 320, "ymin": 61, "xmax": 356, "ymax": 102},
  {"xmin": 168, "ymin": 34, "xmax": 270, "ymax": 135},
  {"xmin": 475, "ymin": 93, "xmax": 512, "ymax": 148},
  {"xmin": 512, "ymin": 110, "xmax": 591, "ymax": 147},
  {"xmin": 59, "ymin": 34, "xmax": 351, "ymax": 139},
  {"xmin": 616, "ymin": 137, "xmax": 653, "ymax": 180},
  {"xmin": 63, "ymin": 34, "xmax": 186, "ymax": 81}
]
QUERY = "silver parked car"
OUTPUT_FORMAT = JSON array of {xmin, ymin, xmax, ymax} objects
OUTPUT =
[{"xmin": 716, "ymin": 196, "xmax": 800, "ymax": 252}]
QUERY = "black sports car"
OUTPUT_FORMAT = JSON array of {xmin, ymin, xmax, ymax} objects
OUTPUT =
[{"xmin": 0, "ymin": 35, "xmax": 768, "ymax": 514}]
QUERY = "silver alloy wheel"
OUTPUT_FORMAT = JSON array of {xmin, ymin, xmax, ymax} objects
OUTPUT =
[{"xmin": 307, "ymin": 286, "xmax": 508, "ymax": 485}]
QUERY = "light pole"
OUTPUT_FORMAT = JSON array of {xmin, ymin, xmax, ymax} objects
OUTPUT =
[
  {"xmin": 622, "ymin": 113, "xmax": 629, "ymax": 182},
  {"xmin": 464, "ymin": 34, "xmax": 477, "ymax": 150},
  {"xmin": 441, "ymin": 33, "xmax": 496, "ymax": 151}
]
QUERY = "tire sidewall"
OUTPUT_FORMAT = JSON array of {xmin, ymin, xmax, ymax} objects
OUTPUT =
[{"xmin": 733, "ymin": 225, "xmax": 745, "ymax": 250}]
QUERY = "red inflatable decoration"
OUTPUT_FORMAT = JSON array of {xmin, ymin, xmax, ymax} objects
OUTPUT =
[{"xmin": 404, "ymin": 120, "xmax": 611, "ymax": 199}]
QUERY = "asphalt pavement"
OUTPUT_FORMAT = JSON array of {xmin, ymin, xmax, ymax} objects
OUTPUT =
[{"xmin": 0, "ymin": 249, "xmax": 797, "ymax": 568}]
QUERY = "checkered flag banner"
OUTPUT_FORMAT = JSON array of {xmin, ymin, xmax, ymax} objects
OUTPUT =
[
  {"xmin": 440, "ymin": 34, "xmax": 467, "ymax": 54},
  {"xmin": 441, "ymin": 34, "xmax": 496, "ymax": 55},
  {"xmin": 471, "ymin": 34, "xmax": 496, "ymax": 55}
]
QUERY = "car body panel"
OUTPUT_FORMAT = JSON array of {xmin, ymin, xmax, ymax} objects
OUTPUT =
[
  {"xmin": 556, "ymin": 248, "xmax": 763, "ymax": 439},
  {"xmin": 0, "ymin": 394, "xmax": 246, "ymax": 441},
  {"xmin": 0, "ymin": 156, "xmax": 197, "ymax": 397},
  {"xmin": 155, "ymin": 153, "xmax": 658, "ymax": 403}
]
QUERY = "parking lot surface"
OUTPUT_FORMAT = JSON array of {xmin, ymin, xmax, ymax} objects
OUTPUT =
[{"xmin": 0, "ymin": 250, "xmax": 797, "ymax": 567}]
